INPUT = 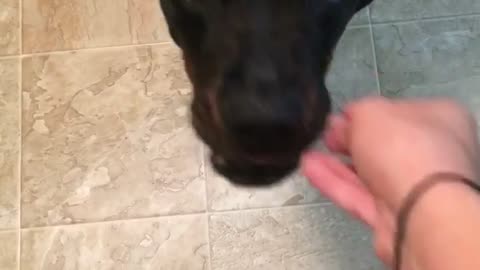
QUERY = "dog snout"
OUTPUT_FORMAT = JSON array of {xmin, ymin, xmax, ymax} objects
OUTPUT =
[
  {"xmin": 210, "ymin": 153, "xmax": 299, "ymax": 186},
  {"xmin": 220, "ymin": 89, "xmax": 307, "ymax": 155},
  {"xmin": 230, "ymin": 110, "xmax": 303, "ymax": 155}
]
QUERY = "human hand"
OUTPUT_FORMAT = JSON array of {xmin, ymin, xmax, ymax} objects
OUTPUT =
[{"xmin": 301, "ymin": 96, "xmax": 480, "ymax": 266}]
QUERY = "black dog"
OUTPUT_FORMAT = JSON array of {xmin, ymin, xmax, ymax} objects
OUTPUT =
[{"xmin": 160, "ymin": 0, "xmax": 374, "ymax": 186}]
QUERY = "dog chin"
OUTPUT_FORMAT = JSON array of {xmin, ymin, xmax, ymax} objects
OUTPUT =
[{"xmin": 210, "ymin": 153, "xmax": 299, "ymax": 187}]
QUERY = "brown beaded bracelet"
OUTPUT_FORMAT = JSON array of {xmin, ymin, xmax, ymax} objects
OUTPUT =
[{"xmin": 393, "ymin": 172, "xmax": 480, "ymax": 270}]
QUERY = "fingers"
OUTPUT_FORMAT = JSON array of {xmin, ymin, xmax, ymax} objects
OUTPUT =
[
  {"xmin": 301, "ymin": 151, "xmax": 376, "ymax": 227},
  {"xmin": 324, "ymin": 96, "xmax": 391, "ymax": 155},
  {"xmin": 373, "ymin": 226, "xmax": 394, "ymax": 267},
  {"xmin": 324, "ymin": 114, "xmax": 350, "ymax": 154},
  {"xmin": 373, "ymin": 202, "xmax": 395, "ymax": 266}
]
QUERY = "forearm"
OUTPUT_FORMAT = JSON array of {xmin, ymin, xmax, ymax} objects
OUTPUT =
[{"xmin": 403, "ymin": 181, "xmax": 480, "ymax": 270}]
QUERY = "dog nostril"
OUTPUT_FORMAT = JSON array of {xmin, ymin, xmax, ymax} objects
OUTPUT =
[
  {"xmin": 219, "ymin": 83, "xmax": 306, "ymax": 155},
  {"xmin": 232, "ymin": 116, "xmax": 301, "ymax": 155}
]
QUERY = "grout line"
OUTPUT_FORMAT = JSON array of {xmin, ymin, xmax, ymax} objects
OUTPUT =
[
  {"xmin": 0, "ymin": 55, "xmax": 21, "ymax": 61},
  {"xmin": 20, "ymin": 212, "xmax": 207, "ymax": 232},
  {"xmin": 16, "ymin": 34, "xmax": 22, "ymax": 270},
  {"xmin": 205, "ymin": 210, "xmax": 213, "ymax": 270},
  {"xmin": 202, "ymin": 144, "xmax": 213, "ymax": 270},
  {"xmin": 208, "ymin": 201, "xmax": 333, "ymax": 216},
  {"xmin": 18, "ymin": 201, "xmax": 333, "ymax": 232},
  {"xmin": 367, "ymin": 7, "xmax": 382, "ymax": 96},
  {"xmin": 3, "ymin": 12, "xmax": 479, "ymax": 59},
  {"xmin": 347, "ymin": 23, "xmax": 370, "ymax": 29},
  {"xmin": 18, "ymin": 0, "xmax": 22, "ymax": 55},
  {"xmin": 1, "ymin": 12, "xmax": 479, "ymax": 59},
  {"xmin": 20, "ymin": 41, "xmax": 173, "ymax": 58},
  {"xmin": 370, "ymin": 12, "xmax": 480, "ymax": 26},
  {"xmin": 0, "ymin": 40, "xmax": 170, "ymax": 60},
  {"xmin": 16, "ymin": 0, "xmax": 23, "ymax": 260}
]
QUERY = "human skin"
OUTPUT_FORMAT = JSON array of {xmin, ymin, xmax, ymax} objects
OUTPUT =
[{"xmin": 301, "ymin": 96, "xmax": 480, "ymax": 269}]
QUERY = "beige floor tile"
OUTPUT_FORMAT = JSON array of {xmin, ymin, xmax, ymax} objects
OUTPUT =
[
  {"xmin": 0, "ymin": 0, "xmax": 19, "ymax": 55},
  {"xmin": 0, "ymin": 59, "xmax": 20, "ymax": 230},
  {"xmin": 210, "ymin": 205, "xmax": 383, "ymax": 270},
  {"xmin": 23, "ymin": 0, "xmax": 171, "ymax": 53},
  {"xmin": 370, "ymin": 0, "xmax": 480, "ymax": 22},
  {"xmin": 21, "ymin": 44, "xmax": 205, "ymax": 228},
  {"xmin": 326, "ymin": 27, "xmax": 380, "ymax": 112},
  {"xmin": 0, "ymin": 231, "xmax": 18, "ymax": 270},
  {"xmin": 207, "ymin": 164, "xmax": 324, "ymax": 211},
  {"xmin": 21, "ymin": 215, "xmax": 209, "ymax": 270},
  {"xmin": 374, "ymin": 17, "xmax": 480, "ymax": 120}
]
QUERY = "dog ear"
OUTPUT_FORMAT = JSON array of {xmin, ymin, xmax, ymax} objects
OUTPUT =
[
  {"xmin": 311, "ymin": 0, "xmax": 357, "ymax": 54},
  {"xmin": 159, "ymin": 0, "xmax": 207, "ymax": 48}
]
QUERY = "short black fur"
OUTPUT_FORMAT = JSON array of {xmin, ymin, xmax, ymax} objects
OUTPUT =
[{"xmin": 160, "ymin": 0, "xmax": 374, "ymax": 186}]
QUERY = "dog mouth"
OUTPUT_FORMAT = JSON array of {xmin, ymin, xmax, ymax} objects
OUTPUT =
[
  {"xmin": 212, "ymin": 150, "xmax": 298, "ymax": 167},
  {"xmin": 209, "ymin": 150, "xmax": 301, "ymax": 186},
  {"xmin": 191, "ymin": 84, "xmax": 328, "ymax": 187}
]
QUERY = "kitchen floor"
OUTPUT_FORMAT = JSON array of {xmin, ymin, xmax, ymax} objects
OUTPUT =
[{"xmin": 1, "ymin": 0, "xmax": 480, "ymax": 269}]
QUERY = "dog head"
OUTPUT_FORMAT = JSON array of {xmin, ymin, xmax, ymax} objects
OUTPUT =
[{"xmin": 160, "ymin": 0, "xmax": 363, "ymax": 186}]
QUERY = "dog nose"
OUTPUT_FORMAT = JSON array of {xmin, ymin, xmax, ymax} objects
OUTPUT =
[{"xmin": 228, "ymin": 104, "xmax": 304, "ymax": 155}]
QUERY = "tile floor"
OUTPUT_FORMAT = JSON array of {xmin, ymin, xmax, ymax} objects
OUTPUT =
[{"xmin": 1, "ymin": 0, "xmax": 480, "ymax": 269}]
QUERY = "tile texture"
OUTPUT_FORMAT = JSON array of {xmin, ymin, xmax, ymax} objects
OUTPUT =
[
  {"xmin": 0, "ymin": 59, "xmax": 19, "ymax": 230},
  {"xmin": 349, "ymin": 7, "xmax": 370, "ymax": 26},
  {"xmin": 207, "ymin": 166, "xmax": 323, "ymax": 212},
  {"xmin": 23, "ymin": 0, "xmax": 171, "ymax": 53},
  {"xmin": 21, "ymin": 215, "xmax": 208, "ymax": 270},
  {"xmin": 326, "ymin": 27, "xmax": 380, "ymax": 112},
  {"xmin": 0, "ymin": 232, "xmax": 17, "ymax": 270},
  {"xmin": 2, "ymin": 0, "xmax": 479, "ymax": 269},
  {"xmin": 206, "ymin": 27, "xmax": 379, "ymax": 212},
  {"xmin": 210, "ymin": 205, "xmax": 383, "ymax": 270},
  {"xmin": 21, "ymin": 44, "xmax": 205, "ymax": 228},
  {"xmin": 374, "ymin": 17, "xmax": 480, "ymax": 119},
  {"xmin": 370, "ymin": 0, "xmax": 480, "ymax": 22},
  {"xmin": 0, "ymin": 0, "xmax": 19, "ymax": 55}
]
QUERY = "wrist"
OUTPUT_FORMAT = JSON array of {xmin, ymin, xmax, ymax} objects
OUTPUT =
[
  {"xmin": 391, "ymin": 167, "xmax": 479, "ymax": 213},
  {"xmin": 397, "ymin": 175, "xmax": 480, "ymax": 270}
]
